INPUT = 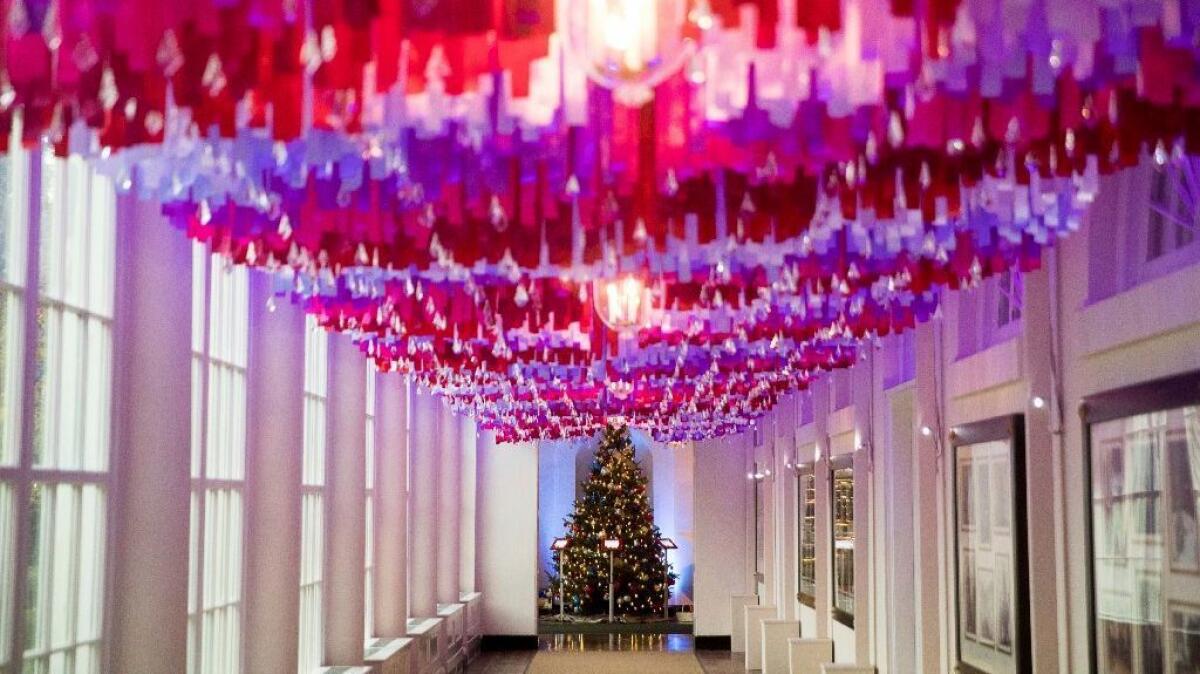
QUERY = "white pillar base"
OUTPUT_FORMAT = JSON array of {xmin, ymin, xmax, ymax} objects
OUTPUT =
[
  {"xmin": 364, "ymin": 637, "xmax": 415, "ymax": 674},
  {"xmin": 407, "ymin": 617, "xmax": 447, "ymax": 674},
  {"xmin": 820, "ymin": 665, "xmax": 876, "ymax": 674},
  {"xmin": 459, "ymin": 592, "xmax": 483, "ymax": 660},
  {"xmin": 437, "ymin": 603, "xmax": 466, "ymax": 672},
  {"xmin": 730, "ymin": 594, "xmax": 759, "ymax": 653},
  {"xmin": 744, "ymin": 605, "xmax": 778, "ymax": 670},
  {"xmin": 788, "ymin": 638, "xmax": 834, "ymax": 674},
  {"xmin": 761, "ymin": 619, "xmax": 799, "ymax": 674}
]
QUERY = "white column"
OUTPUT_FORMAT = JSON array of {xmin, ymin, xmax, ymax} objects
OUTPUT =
[
  {"xmin": 476, "ymin": 433, "xmax": 538, "ymax": 636},
  {"xmin": 109, "ymin": 196, "xmax": 193, "ymax": 673},
  {"xmin": 758, "ymin": 411, "xmax": 777, "ymax": 608},
  {"xmin": 1021, "ymin": 265, "xmax": 1063, "ymax": 674},
  {"xmin": 811, "ymin": 379, "xmax": 832, "ymax": 640},
  {"xmin": 325, "ymin": 334, "xmax": 367, "ymax": 663},
  {"xmin": 776, "ymin": 396, "xmax": 798, "ymax": 622},
  {"xmin": 243, "ymin": 275, "xmax": 306, "ymax": 674},
  {"xmin": 851, "ymin": 357, "xmax": 877, "ymax": 663},
  {"xmin": 375, "ymin": 375, "xmax": 410, "ymax": 634},
  {"xmin": 409, "ymin": 387, "xmax": 441, "ymax": 617},
  {"xmin": 458, "ymin": 413, "xmax": 478, "ymax": 594},
  {"xmin": 437, "ymin": 403, "xmax": 462, "ymax": 604},
  {"xmin": 912, "ymin": 320, "xmax": 945, "ymax": 672}
]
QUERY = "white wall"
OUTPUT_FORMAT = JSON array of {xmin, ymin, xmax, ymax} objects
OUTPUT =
[
  {"xmin": 649, "ymin": 439, "xmax": 695, "ymax": 605},
  {"xmin": 537, "ymin": 439, "xmax": 582, "ymax": 589},
  {"xmin": 477, "ymin": 434, "xmax": 539, "ymax": 635},
  {"xmin": 693, "ymin": 432, "xmax": 750, "ymax": 636}
]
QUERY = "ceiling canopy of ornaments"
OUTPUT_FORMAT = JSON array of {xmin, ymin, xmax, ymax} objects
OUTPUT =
[{"xmin": 7, "ymin": 0, "xmax": 1200, "ymax": 442}]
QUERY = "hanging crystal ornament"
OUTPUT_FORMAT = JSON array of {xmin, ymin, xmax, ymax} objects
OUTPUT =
[{"xmin": 564, "ymin": 0, "xmax": 708, "ymax": 106}]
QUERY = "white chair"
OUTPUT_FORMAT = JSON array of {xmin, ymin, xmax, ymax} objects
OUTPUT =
[
  {"xmin": 787, "ymin": 637, "xmax": 833, "ymax": 674},
  {"xmin": 760, "ymin": 620, "xmax": 799, "ymax": 674},
  {"xmin": 743, "ymin": 605, "xmax": 778, "ymax": 670},
  {"xmin": 730, "ymin": 594, "xmax": 759, "ymax": 653}
]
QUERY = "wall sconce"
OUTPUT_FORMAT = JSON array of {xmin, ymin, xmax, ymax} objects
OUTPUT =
[
  {"xmin": 1031, "ymin": 395, "xmax": 1046, "ymax": 409},
  {"xmin": 920, "ymin": 425, "xmax": 933, "ymax": 437}
]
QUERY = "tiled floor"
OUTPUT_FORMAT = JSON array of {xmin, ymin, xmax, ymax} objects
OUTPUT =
[{"xmin": 466, "ymin": 635, "xmax": 751, "ymax": 673}]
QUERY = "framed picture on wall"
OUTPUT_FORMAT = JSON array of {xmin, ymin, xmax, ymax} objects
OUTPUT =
[
  {"xmin": 952, "ymin": 414, "xmax": 1031, "ymax": 674},
  {"xmin": 1083, "ymin": 371, "xmax": 1200, "ymax": 674}
]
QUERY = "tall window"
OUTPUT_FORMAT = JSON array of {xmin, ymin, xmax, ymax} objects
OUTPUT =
[
  {"xmin": 831, "ymin": 457, "xmax": 855, "ymax": 627},
  {"xmin": 1088, "ymin": 157, "xmax": 1200, "ymax": 300},
  {"xmin": 0, "ymin": 150, "xmax": 115, "ymax": 674},
  {"xmin": 797, "ymin": 468, "xmax": 816, "ymax": 607},
  {"xmin": 187, "ymin": 245, "xmax": 249, "ymax": 674},
  {"xmin": 0, "ymin": 135, "xmax": 30, "ymax": 674},
  {"xmin": 298, "ymin": 316, "xmax": 328, "ymax": 673},
  {"xmin": 364, "ymin": 364, "xmax": 377, "ymax": 640},
  {"xmin": 1147, "ymin": 159, "xmax": 1198, "ymax": 262},
  {"xmin": 958, "ymin": 270, "xmax": 1023, "ymax": 358}
]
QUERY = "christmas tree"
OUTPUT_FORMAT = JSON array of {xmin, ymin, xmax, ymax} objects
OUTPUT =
[{"xmin": 553, "ymin": 424, "xmax": 674, "ymax": 617}]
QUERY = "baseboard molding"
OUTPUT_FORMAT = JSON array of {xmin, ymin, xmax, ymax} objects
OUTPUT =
[
  {"xmin": 480, "ymin": 635, "xmax": 539, "ymax": 651},
  {"xmin": 694, "ymin": 635, "xmax": 731, "ymax": 650}
]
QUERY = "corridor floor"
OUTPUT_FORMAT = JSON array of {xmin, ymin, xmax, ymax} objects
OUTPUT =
[{"xmin": 466, "ymin": 634, "xmax": 750, "ymax": 673}]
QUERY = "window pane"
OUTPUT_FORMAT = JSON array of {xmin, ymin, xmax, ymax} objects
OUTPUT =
[
  {"xmin": 0, "ymin": 483, "xmax": 15, "ymax": 667},
  {"xmin": 0, "ymin": 291, "xmax": 21, "ymax": 467},
  {"xmin": 298, "ymin": 492, "xmax": 324, "ymax": 673},
  {"xmin": 1147, "ymin": 160, "xmax": 1200, "ymax": 262},
  {"xmin": 0, "ymin": 146, "xmax": 28, "ymax": 471},
  {"xmin": 365, "ymin": 494, "xmax": 375, "ymax": 639},
  {"xmin": 200, "ymin": 488, "xmax": 243, "ymax": 674},
  {"xmin": 23, "ymin": 482, "xmax": 106, "ymax": 673},
  {"xmin": 0, "ymin": 144, "xmax": 30, "ymax": 286},
  {"xmin": 33, "ymin": 307, "xmax": 111, "ymax": 472},
  {"xmin": 32, "ymin": 155, "xmax": 114, "ymax": 474}
]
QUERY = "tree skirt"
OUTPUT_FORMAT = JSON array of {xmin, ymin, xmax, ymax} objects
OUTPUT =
[{"xmin": 526, "ymin": 650, "xmax": 705, "ymax": 674}]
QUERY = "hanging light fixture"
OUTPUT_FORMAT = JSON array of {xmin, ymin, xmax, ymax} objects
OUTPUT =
[
  {"xmin": 593, "ymin": 275, "xmax": 655, "ymax": 332},
  {"xmin": 565, "ymin": 0, "xmax": 711, "ymax": 105}
]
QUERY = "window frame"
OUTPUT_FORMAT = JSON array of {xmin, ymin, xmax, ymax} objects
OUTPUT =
[
  {"xmin": 950, "ymin": 414, "xmax": 1032, "ymax": 674},
  {"xmin": 957, "ymin": 270, "xmax": 1023, "ymax": 360},
  {"xmin": 187, "ymin": 243, "xmax": 250, "ymax": 674},
  {"xmin": 1142, "ymin": 158, "xmax": 1199, "ymax": 275},
  {"xmin": 297, "ymin": 316, "xmax": 329, "ymax": 674},
  {"xmin": 0, "ymin": 147, "xmax": 117, "ymax": 674},
  {"xmin": 795, "ymin": 464, "xmax": 817, "ymax": 608},
  {"xmin": 829, "ymin": 454, "xmax": 855, "ymax": 628}
]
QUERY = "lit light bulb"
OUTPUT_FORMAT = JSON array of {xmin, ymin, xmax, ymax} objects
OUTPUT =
[
  {"xmin": 1031, "ymin": 395, "xmax": 1046, "ymax": 409},
  {"xmin": 920, "ymin": 425, "xmax": 933, "ymax": 437}
]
